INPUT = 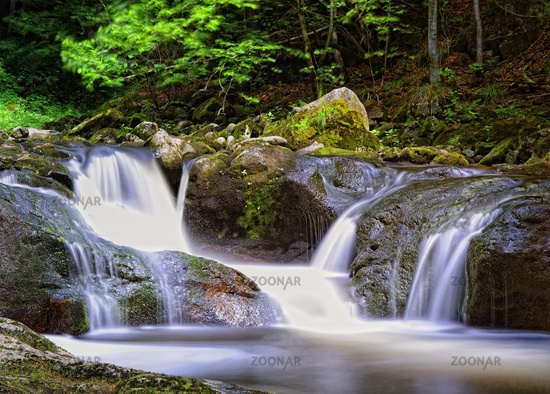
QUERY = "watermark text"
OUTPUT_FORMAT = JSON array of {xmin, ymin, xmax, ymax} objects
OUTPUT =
[
  {"xmin": 251, "ymin": 276, "xmax": 302, "ymax": 290},
  {"xmin": 251, "ymin": 355, "xmax": 301, "ymax": 370},
  {"xmin": 451, "ymin": 356, "xmax": 501, "ymax": 370},
  {"xmin": 57, "ymin": 196, "xmax": 101, "ymax": 210}
]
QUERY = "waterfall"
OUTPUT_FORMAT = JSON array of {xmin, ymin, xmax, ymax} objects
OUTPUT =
[
  {"xmin": 60, "ymin": 146, "xmax": 198, "ymax": 328},
  {"xmin": 404, "ymin": 210, "xmax": 501, "ymax": 322},
  {"xmin": 64, "ymin": 146, "xmax": 192, "ymax": 253},
  {"xmin": 310, "ymin": 169, "xmax": 409, "ymax": 272},
  {"xmin": 66, "ymin": 242, "xmax": 121, "ymax": 330}
]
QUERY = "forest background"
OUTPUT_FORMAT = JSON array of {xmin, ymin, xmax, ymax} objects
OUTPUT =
[{"xmin": 0, "ymin": 0, "xmax": 549, "ymax": 130}]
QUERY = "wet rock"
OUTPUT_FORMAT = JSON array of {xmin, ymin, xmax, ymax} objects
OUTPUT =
[
  {"xmin": 0, "ymin": 317, "xmax": 263, "ymax": 393},
  {"xmin": 0, "ymin": 184, "xmax": 85, "ymax": 334},
  {"xmin": 186, "ymin": 149, "xmax": 335, "ymax": 262},
  {"xmin": 0, "ymin": 182, "xmax": 281, "ymax": 332},
  {"xmin": 179, "ymin": 254, "xmax": 281, "ymax": 326},
  {"xmin": 149, "ymin": 129, "xmax": 196, "ymax": 189},
  {"xmin": 351, "ymin": 176, "xmax": 527, "ymax": 318},
  {"xmin": 467, "ymin": 201, "xmax": 550, "ymax": 331}
]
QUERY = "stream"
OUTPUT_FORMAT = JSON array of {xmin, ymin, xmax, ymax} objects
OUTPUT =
[{"xmin": 3, "ymin": 145, "xmax": 546, "ymax": 393}]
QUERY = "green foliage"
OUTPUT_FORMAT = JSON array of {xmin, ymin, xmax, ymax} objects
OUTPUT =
[
  {"xmin": 345, "ymin": 0, "xmax": 408, "ymax": 62},
  {"xmin": 495, "ymin": 100, "xmax": 524, "ymax": 119},
  {"xmin": 0, "ymin": 0, "xmax": 110, "ymax": 103},
  {"xmin": 477, "ymin": 83, "xmax": 506, "ymax": 105},
  {"xmin": 0, "ymin": 62, "xmax": 81, "ymax": 129},
  {"xmin": 237, "ymin": 180, "xmax": 282, "ymax": 240},
  {"xmin": 61, "ymin": 0, "xmax": 281, "ymax": 100}
]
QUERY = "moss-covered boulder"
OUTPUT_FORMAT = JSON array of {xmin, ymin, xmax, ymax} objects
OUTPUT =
[
  {"xmin": 0, "ymin": 317, "xmax": 264, "ymax": 393},
  {"xmin": 0, "ymin": 177, "xmax": 281, "ymax": 331},
  {"xmin": 0, "ymin": 183, "xmax": 87, "ymax": 335},
  {"xmin": 131, "ymin": 121, "xmax": 158, "ymax": 141},
  {"xmin": 308, "ymin": 146, "xmax": 380, "ymax": 161},
  {"xmin": 70, "ymin": 109, "xmax": 124, "ymax": 139},
  {"xmin": 301, "ymin": 87, "xmax": 370, "ymax": 131},
  {"xmin": 497, "ymin": 157, "xmax": 550, "ymax": 176},
  {"xmin": 264, "ymin": 99, "xmax": 379, "ymax": 151},
  {"xmin": 400, "ymin": 146, "xmax": 441, "ymax": 164},
  {"xmin": 89, "ymin": 128, "xmax": 118, "ymax": 145},
  {"xmin": 181, "ymin": 255, "xmax": 280, "ymax": 326},
  {"xmin": 31, "ymin": 143, "xmax": 70, "ymax": 159},
  {"xmin": 431, "ymin": 152, "xmax": 469, "ymax": 166},
  {"xmin": 186, "ymin": 148, "xmax": 335, "ymax": 262},
  {"xmin": 14, "ymin": 153, "xmax": 70, "ymax": 182},
  {"xmin": 430, "ymin": 117, "xmax": 550, "ymax": 165},
  {"xmin": 467, "ymin": 201, "xmax": 550, "ymax": 331},
  {"xmin": 232, "ymin": 114, "xmax": 272, "ymax": 140},
  {"xmin": 192, "ymin": 97, "xmax": 233, "ymax": 124}
]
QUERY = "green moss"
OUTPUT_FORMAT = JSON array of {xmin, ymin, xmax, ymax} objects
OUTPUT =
[
  {"xmin": 478, "ymin": 137, "xmax": 515, "ymax": 166},
  {"xmin": 309, "ymin": 146, "xmax": 380, "ymax": 160},
  {"xmin": 432, "ymin": 152, "xmax": 469, "ymax": 166},
  {"xmin": 67, "ymin": 298, "xmax": 89, "ymax": 335},
  {"xmin": 401, "ymin": 146, "xmax": 440, "ymax": 164},
  {"xmin": 237, "ymin": 180, "xmax": 282, "ymax": 240},
  {"xmin": 498, "ymin": 159, "xmax": 550, "ymax": 176},
  {"xmin": 0, "ymin": 358, "xmax": 217, "ymax": 393},
  {"xmin": 187, "ymin": 255, "xmax": 211, "ymax": 282},
  {"xmin": 112, "ymin": 373, "xmax": 216, "ymax": 393},
  {"xmin": 264, "ymin": 99, "xmax": 379, "ymax": 151},
  {"xmin": 186, "ymin": 287, "xmax": 205, "ymax": 307},
  {"xmin": 0, "ymin": 318, "xmax": 59, "ymax": 353},
  {"xmin": 120, "ymin": 284, "xmax": 163, "ymax": 326}
]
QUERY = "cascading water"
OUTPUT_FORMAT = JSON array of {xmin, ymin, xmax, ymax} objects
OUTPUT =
[
  {"xmin": 64, "ymin": 146, "xmax": 192, "ymax": 253},
  {"xmin": 32, "ymin": 154, "xmax": 550, "ymax": 393},
  {"xmin": 59, "ymin": 146, "xmax": 199, "ymax": 328},
  {"xmin": 65, "ymin": 242, "xmax": 121, "ymax": 330},
  {"xmin": 403, "ymin": 210, "xmax": 501, "ymax": 322}
]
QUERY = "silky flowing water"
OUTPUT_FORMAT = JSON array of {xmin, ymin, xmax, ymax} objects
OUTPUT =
[{"xmin": 3, "ymin": 146, "xmax": 545, "ymax": 393}]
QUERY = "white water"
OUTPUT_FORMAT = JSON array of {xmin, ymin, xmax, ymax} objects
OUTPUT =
[
  {"xmin": 404, "ymin": 211, "xmax": 501, "ymax": 322},
  {"xmin": 64, "ymin": 146, "xmax": 192, "ymax": 253},
  {"xmin": 17, "ymin": 150, "xmax": 548, "ymax": 393},
  {"xmin": 66, "ymin": 242, "xmax": 121, "ymax": 330}
]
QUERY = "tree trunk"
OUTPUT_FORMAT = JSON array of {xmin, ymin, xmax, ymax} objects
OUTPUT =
[
  {"xmin": 473, "ymin": 0, "xmax": 483, "ymax": 64},
  {"xmin": 7, "ymin": 0, "xmax": 15, "ymax": 36},
  {"xmin": 428, "ymin": 0, "xmax": 440, "ymax": 83},
  {"xmin": 296, "ymin": 0, "xmax": 319, "ymax": 95}
]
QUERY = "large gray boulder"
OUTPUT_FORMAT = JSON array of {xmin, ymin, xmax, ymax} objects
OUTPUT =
[
  {"xmin": 186, "ymin": 146, "xmax": 337, "ymax": 262},
  {"xmin": 467, "ymin": 200, "xmax": 550, "ymax": 331}
]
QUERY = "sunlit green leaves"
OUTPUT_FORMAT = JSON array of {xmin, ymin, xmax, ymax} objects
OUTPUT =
[{"xmin": 60, "ymin": 0, "xmax": 280, "ymax": 96}]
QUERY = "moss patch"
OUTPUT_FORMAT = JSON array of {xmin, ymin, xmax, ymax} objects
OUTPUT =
[
  {"xmin": 432, "ymin": 152, "xmax": 469, "ymax": 166},
  {"xmin": 237, "ymin": 180, "xmax": 282, "ymax": 240},
  {"xmin": 264, "ymin": 99, "xmax": 379, "ymax": 151}
]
